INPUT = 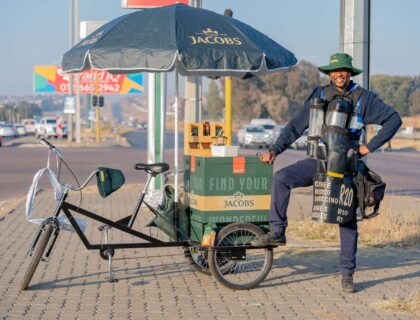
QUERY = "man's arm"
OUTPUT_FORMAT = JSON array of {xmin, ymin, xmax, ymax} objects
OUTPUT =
[
  {"xmin": 362, "ymin": 92, "xmax": 402, "ymax": 153},
  {"xmin": 269, "ymin": 88, "xmax": 320, "ymax": 155}
]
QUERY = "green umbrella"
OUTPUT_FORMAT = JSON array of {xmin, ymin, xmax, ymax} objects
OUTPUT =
[{"xmin": 61, "ymin": 4, "xmax": 297, "ymax": 202}]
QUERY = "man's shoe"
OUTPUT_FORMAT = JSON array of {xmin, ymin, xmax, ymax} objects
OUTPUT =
[
  {"xmin": 341, "ymin": 274, "xmax": 355, "ymax": 293},
  {"xmin": 251, "ymin": 231, "xmax": 286, "ymax": 246}
]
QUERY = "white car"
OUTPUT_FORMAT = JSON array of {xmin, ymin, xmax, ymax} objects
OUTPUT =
[
  {"xmin": 14, "ymin": 124, "xmax": 27, "ymax": 136},
  {"xmin": 22, "ymin": 119, "xmax": 37, "ymax": 135},
  {"xmin": 290, "ymin": 129, "xmax": 309, "ymax": 150},
  {"xmin": 36, "ymin": 118, "xmax": 58, "ymax": 139},
  {"xmin": 237, "ymin": 125, "xmax": 272, "ymax": 149},
  {"xmin": 0, "ymin": 123, "xmax": 17, "ymax": 138}
]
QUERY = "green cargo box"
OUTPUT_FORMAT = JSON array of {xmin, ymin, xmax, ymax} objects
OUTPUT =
[{"xmin": 183, "ymin": 155, "xmax": 273, "ymax": 242}]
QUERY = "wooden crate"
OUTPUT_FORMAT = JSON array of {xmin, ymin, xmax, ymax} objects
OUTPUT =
[{"xmin": 184, "ymin": 123, "xmax": 224, "ymax": 156}]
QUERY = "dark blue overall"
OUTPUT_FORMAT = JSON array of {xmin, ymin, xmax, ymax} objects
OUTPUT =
[
  {"xmin": 270, "ymin": 157, "xmax": 358, "ymax": 275},
  {"xmin": 269, "ymin": 81, "xmax": 401, "ymax": 276}
]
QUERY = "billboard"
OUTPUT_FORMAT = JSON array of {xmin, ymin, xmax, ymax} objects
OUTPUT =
[
  {"xmin": 34, "ymin": 66, "xmax": 144, "ymax": 94},
  {"xmin": 121, "ymin": 0, "xmax": 188, "ymax": 8}
]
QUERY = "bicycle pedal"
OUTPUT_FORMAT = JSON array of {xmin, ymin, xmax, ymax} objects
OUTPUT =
[{"xmin": 98, "ymin": 224, "xmax": 112, "ymax": 231}]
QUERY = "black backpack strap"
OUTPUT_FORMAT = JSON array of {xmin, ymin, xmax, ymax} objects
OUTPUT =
[
  {"xmin": 323, "ymin": 84, "xmax": 336, "ymax": 103},
  {"xmin": 350, "ymin": 86, "xmax": 363, "ymax": 109}
]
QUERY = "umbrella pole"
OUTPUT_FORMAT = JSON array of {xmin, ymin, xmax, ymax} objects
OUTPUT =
[{"xmin": 174, "ymin": 64, "xmax": 179, "ymax": 204}]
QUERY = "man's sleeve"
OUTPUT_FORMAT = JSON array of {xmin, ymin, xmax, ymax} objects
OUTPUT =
[
  {"xmin": 363, "ymin": 92, "xmax": 402, "ymax": 152},
  {"xmin": 269, "ymin": 88, "xmax": 320, "ymax": 155}
]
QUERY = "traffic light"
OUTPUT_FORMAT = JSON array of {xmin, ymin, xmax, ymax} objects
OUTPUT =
[
  {"xmin": 92, "ymin": 95, "xmax": 98, "ymax": 107},
  {"xmin": 98, "ymin": 96, "xmax": 104, "ymax": 107}
]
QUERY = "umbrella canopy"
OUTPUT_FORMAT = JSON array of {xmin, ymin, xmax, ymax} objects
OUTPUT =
[
  {"xmin": 61, "ymin": 4, "xmax": 297, "ymax": 204},
  {"xmin": 62, "ymin": 4, "xmax": 297, "ymax": 76}
]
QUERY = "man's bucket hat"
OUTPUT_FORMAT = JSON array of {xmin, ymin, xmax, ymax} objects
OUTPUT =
[{"xmin": 318, "ymin": 53, "xmax": 363, "ymax": 76}]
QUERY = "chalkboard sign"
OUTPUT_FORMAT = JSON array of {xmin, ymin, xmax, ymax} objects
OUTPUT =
[{"xmin": 311, "ymin": 174, "xmax": 356, "ymax": 224}]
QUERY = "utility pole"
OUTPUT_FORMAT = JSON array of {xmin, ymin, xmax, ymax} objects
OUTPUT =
[
  {"xmin": 340, "ymin": 0, "xmax": 370, "ymax": 90},
  {"xmin": 340, "ymin": 0, "xmax": 371, "ymax": 152}
]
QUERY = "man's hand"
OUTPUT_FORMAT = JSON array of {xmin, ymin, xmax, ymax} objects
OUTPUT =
[
  {"xmin": 358, "ymin": 144, "xmax": 370, "ymax": 156},
  {"xmin": 259, "ymin": 150, "xmax": 277, "ymax": 164}
]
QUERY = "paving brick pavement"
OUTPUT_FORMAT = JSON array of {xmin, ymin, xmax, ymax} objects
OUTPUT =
[{"xmin": 0, "ymin": 188, "xmax": 418, "ymax": 320}]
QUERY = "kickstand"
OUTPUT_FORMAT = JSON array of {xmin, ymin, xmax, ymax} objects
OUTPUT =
[
  {"xmin": 99, "ymin": 225, "xmax": 118, "ymax": 283},
  {"xmin": 107, "ymin": 251, "xmax": 118, "ymax": 283}
]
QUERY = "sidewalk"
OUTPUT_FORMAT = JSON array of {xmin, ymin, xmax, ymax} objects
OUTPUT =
[{"xmin": 0, "ymin": 188, "xmax": 418, "ymax": 320}]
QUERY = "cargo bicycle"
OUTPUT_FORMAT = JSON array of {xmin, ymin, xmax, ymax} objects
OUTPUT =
[{"xmin": 21, "ymin": 138, "xmax": 275, "ymax": 291}]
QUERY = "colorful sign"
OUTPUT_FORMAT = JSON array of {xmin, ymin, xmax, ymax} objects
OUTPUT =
[
  {"xmin": 34, "ymin": 66, "xmax": 144, "ymax": 94},
  {"xmin": 121, "ymin": 0, "xmax": 188, "ymax": 8}
]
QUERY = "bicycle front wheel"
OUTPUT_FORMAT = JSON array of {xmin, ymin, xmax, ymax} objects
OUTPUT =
[
  {"xmin": 20, "ymin": 224, "xmax": 54, "ymax": 291},
  {"xmin": 208, "ymin": 222, "xmax": 273, "ymax": 290}
]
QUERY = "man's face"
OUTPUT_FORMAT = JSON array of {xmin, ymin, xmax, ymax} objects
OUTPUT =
[{"xmin": 329, "ymin": 68, "xmax": 351, "ymax": 91}]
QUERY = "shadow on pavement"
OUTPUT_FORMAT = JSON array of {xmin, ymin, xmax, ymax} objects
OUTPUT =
[{"xmin": 262, "ymin": 246, "xmax": 419, "ymax": 292}]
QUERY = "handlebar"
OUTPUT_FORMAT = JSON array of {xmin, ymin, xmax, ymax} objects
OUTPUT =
[
  {"xmin": 39, "ymin": 138, "xmax": 56, "ymax": 150},
  {"xmin": 39, "ymin": 138, "xmax": 96, "ymax": 191}
]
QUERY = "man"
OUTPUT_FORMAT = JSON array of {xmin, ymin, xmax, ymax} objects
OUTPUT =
[{"xmin": 252, "ymin": 53, "xmax": 402, "ymax": 293}]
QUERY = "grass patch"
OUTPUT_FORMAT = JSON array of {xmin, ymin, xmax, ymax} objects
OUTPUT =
[
  {"xmin": 371, "ymin": 289, "xmax": 420, "ymax": 314},
  {"xmin": 288, "ymin": 194, "xmax": 420, "ymax": 247}
]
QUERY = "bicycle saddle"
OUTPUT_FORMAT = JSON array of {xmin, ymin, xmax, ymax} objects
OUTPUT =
[{"xmin": 133, "ymin": 162, "xmax": 170, "ymax": 175}]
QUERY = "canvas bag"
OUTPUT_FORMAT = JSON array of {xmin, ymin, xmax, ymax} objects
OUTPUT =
[
  {"xmin": 96, "ymin": 167, "xmax": 125, "ymax": 198},
  {"xmin": 146, "ymin": 185, "xmax": 190, "ymax": 241},
  {"xmin": 355, "ymin": 161, "xmax": 386, "ymax": 219}
]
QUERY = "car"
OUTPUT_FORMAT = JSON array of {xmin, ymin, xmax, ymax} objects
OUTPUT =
[
  {"xmin": 290, "ymin": 129, "xmax": 309, "ymax": 150},
  {"xmin": 0, "ymin": 135, "xmax": 2, "ymax": 147},
  {"xmin": 22, "ymin": 119, "xmax": 37, "ymax": 135},
  {"xmin": 14, "ymin": 124, "xmax": 27, "ymax": 136},
  {"xmin": 35, "ymin": 117, "xmax": 67, "ymax": 139},
  {"xmin": 0, "ymin": 123, "xmax": 17, "ymax": 138},
  {"xmin": 272, "ymin": 124, "xmax": 286, "ymax": 142},
  {"xmin": 237, "ymin": 125, "xmax": 272, "ymax": 149}
]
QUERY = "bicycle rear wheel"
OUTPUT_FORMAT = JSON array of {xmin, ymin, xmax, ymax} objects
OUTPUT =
[
  {"xmin": 20, "ymin": 224, "xmax": 54, "ymax": 291},
  {"xmin": 208, "ymin": 222, "xmax": 273, "ymax": 290}
]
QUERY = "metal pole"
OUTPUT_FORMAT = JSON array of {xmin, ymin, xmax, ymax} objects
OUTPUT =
[
  {"xmin": 224, "ymin": 8, "xmax": 233, "ymax": 145},
  {"xmin": 340, "ymin": 0, "xmax": 370, "ymax": 152},
  {"xmin": 68, "ymin": 0, "xmax": 74, "ymax": 142},
  {"xmin": 95, "ymin": 71, "xmax": 100, "ymax": 144},
  {"xmin": 159, "ymin": 73, "xmax": 167, "ymax": 188},
  {"xmin": 75, "ymin": 0, "xmax": 81, "ymax": 143},
  {"xmin": 339, "ymin": 0, "xmax": 370, "ymax": 89},
  {"xmin": 175, "ymin": 65, "xmax": 179, "ymax": 203},
  {"xmin": 185, "ymin": 0, "xmax": 202, "ymax": 124}
]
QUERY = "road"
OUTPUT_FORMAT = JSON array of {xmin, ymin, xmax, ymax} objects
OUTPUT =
[{"xmin": 1, "ymin": 133, "xmax": 420, "ymax": 202}]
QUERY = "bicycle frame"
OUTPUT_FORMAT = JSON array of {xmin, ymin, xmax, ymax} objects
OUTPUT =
[{"xmin": 29, "ymin": 139, "xmax": 265, "ymax": 260}]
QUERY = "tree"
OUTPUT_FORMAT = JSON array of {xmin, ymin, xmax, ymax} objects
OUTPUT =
[
  {"xmin": 371, "ymin": 75, "xmax": 420, "ymax": 116},
  {"xmin": 409, "ymin": 89, "xmax": 420, "ymax": 115},
  {"xmin": 228, "ymin": 60, "xmax": 321, "ymax": 123},
  {"xmin": 204, "ymin": 80, "xmax": 224, "ymax": 120}
]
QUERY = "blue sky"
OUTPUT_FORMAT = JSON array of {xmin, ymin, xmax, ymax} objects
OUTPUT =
[{"xmin": 0, "ymin": 0, "xmax": 419, "ymax": 95}]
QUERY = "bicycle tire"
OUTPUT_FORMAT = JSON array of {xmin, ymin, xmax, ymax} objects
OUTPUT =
[
  {"xmin": 20, "ymin": 224, "xmax": 54, "ymax": 291},
  {"xmin": 208, "ymin": 222, "xmax": 273, "ymax": 290},
  {"xmin": 183, "ymin": 246, "xmax": 210, "ymax": 274}
]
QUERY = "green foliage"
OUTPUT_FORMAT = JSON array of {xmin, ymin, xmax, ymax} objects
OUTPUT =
[
  {"xmin": 0, "ymin": 101, "xmax": 42, "ymax": 122},
  {"xmin": 227, "ymin": 60, "xmax": 321, "ymax": 123},
  {"xmin": 204, "ymin": 80, "xmax": 224, "ymax": 120},
  {"xmin": 371, "ymin": 75, "xmax": 420, "ymax": 116},
  {"xmin": 409, "ymin": 89, "xmax": 420, "ymax": 115}
]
